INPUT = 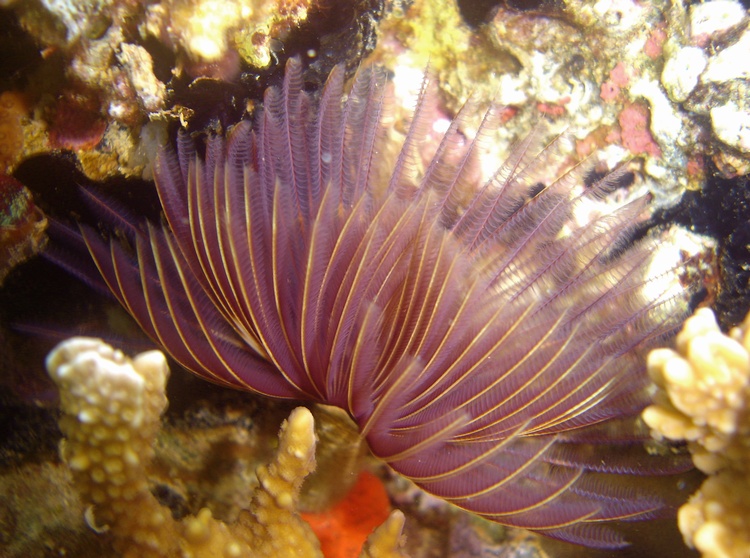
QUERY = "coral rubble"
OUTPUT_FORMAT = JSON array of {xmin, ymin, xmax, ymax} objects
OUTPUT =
[
  {"xmin": 644, "ymin": 307, "xmax": 750, "ymax": 558},
  {"xmin": 673, "ymin": 1, "xmax": 750, "ymax": 178},
  {"xmin": 0, "ymin": 0, "xmax": 385, "ymax": 181},
  {"xmin": 46, "ymin": 337, "xmax": 407, "ymax": 558},
  {"xmin": 374, "ymin": 0, "xmax": 750, "ymax": 209},
  {"xmin": 1, "ymin": 0, "xmax": 747, "ymax": 193}
]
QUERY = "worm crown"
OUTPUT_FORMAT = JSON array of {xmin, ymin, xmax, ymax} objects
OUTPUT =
[{"xmin": 76, "ymin": 58, "xmax": 691, "ymax": 547}]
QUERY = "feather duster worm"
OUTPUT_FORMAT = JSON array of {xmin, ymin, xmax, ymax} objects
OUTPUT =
[{"xmin": 77, "ymin": 59, "xmax": 691, "ymax": 548}]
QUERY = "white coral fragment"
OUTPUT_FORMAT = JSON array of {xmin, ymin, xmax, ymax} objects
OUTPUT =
[
  {"xmin": 689, "ymin": 1, "xmax": 747, "ymax": 43},
  {"xmin": 630, "ymin": 78, "xmax": 686, "ymax": 149},
  {"xmin": 702, "ymin": 29, "xmax": 750, "ymax": 83},
  {"xmin": 661, "ymin": 47, "xmax": 707, "ymax": 103},
  {"xmin": 116, "ymin": 43, "xmax": 166, "ymax": 113},
  {"xmin": 711, "ymin": 102, "xmax": 750, "ymax": 155}
]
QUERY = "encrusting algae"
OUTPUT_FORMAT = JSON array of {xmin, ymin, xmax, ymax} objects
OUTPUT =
[
  {"xmin": 644, "ymin": 307, "xmax": 750, "ymax": 558},
  {"xmin": 46, "ymin": 337, "xmax": 407, "ymax": 558}
]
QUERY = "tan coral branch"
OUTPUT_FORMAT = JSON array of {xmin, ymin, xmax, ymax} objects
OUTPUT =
[
  {"xmin": 643, "ymin": 308, "xmax": 750, "ymax": 558},
  {"xmin": 46, "ymin": 337, "xmax": 179, "ymax": 558},
  {"xmin": 46, "ymin": 337, "xmax": 408, "ymax": 558}
]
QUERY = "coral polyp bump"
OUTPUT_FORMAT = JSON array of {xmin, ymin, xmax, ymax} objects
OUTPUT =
[{"xmin": 77, "ymin": 58, "xmax": 692, "ymax": 548}]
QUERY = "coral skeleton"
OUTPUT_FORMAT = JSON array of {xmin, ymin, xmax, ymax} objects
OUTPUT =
[
  {"xmin": 644, "ymin": 307, "xmax": 750, "ymax": 558},
  {"xmin": 46, "ymin": 337, "xmax": 407, "ymax": 558},
  {"xmin": 68, "ymin": 58, "xmax": 694, "ymax": 548}
]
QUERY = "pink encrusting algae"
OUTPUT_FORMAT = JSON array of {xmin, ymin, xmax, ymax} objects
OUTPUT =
[
  {"xmin": 600, "ymin": 62, "xmax": 631, "ymax": 103},
  {"xmin": 617, "ymin": 102, "xmax": 662, "ymax": 158}
]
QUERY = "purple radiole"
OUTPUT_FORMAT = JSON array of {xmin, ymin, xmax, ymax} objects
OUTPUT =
[{"xmin": 75, "ymin": 58, "xmax": 691, "ymax": 547}]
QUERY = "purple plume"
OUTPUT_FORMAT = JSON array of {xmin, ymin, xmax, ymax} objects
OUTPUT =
[{"xmin": 79, "ymin": 58, "xmax": 691, "ymax": 547}]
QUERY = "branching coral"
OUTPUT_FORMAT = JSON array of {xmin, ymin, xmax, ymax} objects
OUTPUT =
[
  {"xmin": 644, "ymin": 307, "xmax": 750, "ymax": 558},
  {"xmin": 46, "ymin": 337, "xmax": 407, "ymax": 558}
]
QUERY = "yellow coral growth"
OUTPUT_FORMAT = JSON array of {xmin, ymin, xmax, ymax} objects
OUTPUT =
[
  {"xmin": 359, "ymin": 511, "xmax": 408, "ymax": 558},
  {"xmin": 233, "ymin": 406, "xmax": 322, "ymax": 557},
  {"xmin": 643, "ymin": 308, "xmax": 750, "ymax": 558},
  {"xmin": 46, "ymin": 338, "xmax": 408, "ymax": 558},
  {"xmin": 47, "ymin": 338, "xmax": 181, "ymax": 557}
]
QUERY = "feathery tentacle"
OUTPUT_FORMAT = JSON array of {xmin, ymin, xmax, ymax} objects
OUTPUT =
[{"xmin": 73, "ymin": 59, "xmax": 692, "ymax": 548}]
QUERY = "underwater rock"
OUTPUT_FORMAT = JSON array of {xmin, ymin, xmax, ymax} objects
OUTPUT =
[
  {"xmin": 374, "ymin": 0, "xmax": 749, "ymax": 209},
  {"xmin": 661, "ymin": 47, "xmax": 707, "ymax": 104},
  {"xmin": 689, "ymin": 0, "xmax": 747, "ymax": 46},
  {"xmin": 0, "ymin": 174, "xmax": 46, "ymax": 285},
  {"xmin": 1, "ymin": 0, "xmax": 388, "ymax": 180}
]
